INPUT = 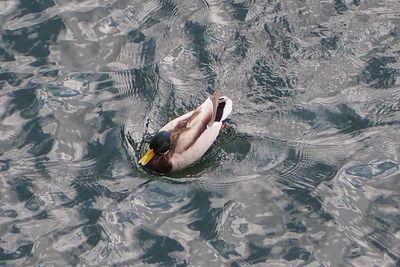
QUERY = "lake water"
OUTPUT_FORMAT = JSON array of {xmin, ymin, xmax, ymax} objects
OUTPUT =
[{"xmin": 1, "ymin": 0, "xmax": 400, "ymax": 266}]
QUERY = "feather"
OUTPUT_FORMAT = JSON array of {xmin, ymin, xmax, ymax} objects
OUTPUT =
[{"xmin": 140, "ymin": 92, "xmax": 232, "ymax": 173}]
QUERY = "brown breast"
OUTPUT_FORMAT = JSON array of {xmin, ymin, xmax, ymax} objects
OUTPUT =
[{"xmin": 146, "ymin": 154, "xmax": 173, "ymax": 174}]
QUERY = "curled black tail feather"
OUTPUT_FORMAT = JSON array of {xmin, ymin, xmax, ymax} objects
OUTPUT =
[{"xmin": 215, "ymin": 101, "xmax": 226, "ymax": 122}]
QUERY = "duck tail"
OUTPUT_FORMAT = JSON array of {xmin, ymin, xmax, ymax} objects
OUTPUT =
[{"xmin": 215, "ymin": 96, "xmax": 232, "ymax": 122}]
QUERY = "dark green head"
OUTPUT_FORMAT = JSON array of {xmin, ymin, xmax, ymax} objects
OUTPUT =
[{"xmin": 149, "ymin": 131, "xmax": 171, "ymax": 154}]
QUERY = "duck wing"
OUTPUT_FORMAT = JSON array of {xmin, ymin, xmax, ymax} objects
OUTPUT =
[
  {"xmin": 167, "ymin": 92, "xmax": 232, "ymax": 171},
  {"xmin": 169, "ymin": 100, "xmax": 214, "ymax": 154}
]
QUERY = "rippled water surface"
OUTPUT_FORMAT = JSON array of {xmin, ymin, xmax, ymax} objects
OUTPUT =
[{"xmin": 1, "ymin": 0, "xmax": 400, "ymax": 266}]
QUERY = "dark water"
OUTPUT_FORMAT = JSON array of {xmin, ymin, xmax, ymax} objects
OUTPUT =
[{"xmin": 1, "ymin": 0, "xmax": 400, "ymax": 266}]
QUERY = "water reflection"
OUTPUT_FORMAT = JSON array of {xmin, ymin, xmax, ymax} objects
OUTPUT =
[{"xmin": 0, "ymin": 0, "xmax": 400, "ymax": 266}]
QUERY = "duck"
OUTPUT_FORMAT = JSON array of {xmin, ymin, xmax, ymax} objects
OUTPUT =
[{"xmin": 138, "ymin": 91, "xmax": 233, "ymax": 174}]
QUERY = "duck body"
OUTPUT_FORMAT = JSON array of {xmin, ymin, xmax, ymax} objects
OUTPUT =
[{"xmin": 138, "ymin": 92, "xmax": 233, "ymax": 174}]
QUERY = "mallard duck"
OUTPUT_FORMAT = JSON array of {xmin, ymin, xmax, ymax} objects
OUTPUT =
[{"xmin": 138, "ymin": 91, "xmax": 233, "ymax": 173}]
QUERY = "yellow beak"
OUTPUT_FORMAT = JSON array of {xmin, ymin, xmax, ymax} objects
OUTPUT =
[{"xmin": 138, "ymin": 149, "xmax": 155, "ymax": 166}]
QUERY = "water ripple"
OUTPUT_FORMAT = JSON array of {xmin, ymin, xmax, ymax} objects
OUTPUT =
[{"xmin": 1, "ymin": 0, "xmax": 400, "ymax": 266}]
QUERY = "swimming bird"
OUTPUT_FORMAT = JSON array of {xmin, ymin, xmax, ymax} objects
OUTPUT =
[{"xmin": 138, "ymin": 91, "xmax": 233, "ymax": 174}]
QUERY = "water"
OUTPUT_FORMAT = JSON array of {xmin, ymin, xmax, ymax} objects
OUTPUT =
[{"xmin": 1, "ymin": 0, "xmax": 400, "ymax": 266}]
